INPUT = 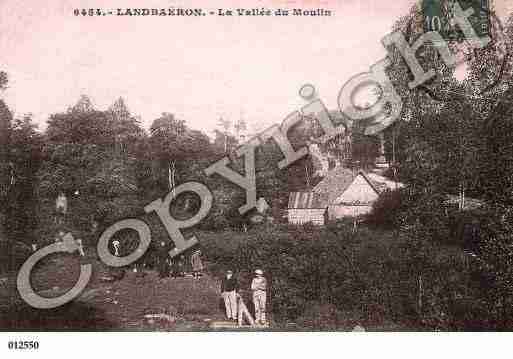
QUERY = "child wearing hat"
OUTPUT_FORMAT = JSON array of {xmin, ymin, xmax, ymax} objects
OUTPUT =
[{"xmin": 251, "ymin": 269, "xmax": 267, "ymax": 325}]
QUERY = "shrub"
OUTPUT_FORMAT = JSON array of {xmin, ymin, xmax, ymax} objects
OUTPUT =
[
  {"xmin": 366, "ymin": 189, "xmax": 403, "ymax": 229},
  {"xmin": 295, "ymin": 302, "xmax": 344, "ymax": 330},
  {"xmin": 198, "ymin": 222, "xmax": 513, "ymax": 330}
]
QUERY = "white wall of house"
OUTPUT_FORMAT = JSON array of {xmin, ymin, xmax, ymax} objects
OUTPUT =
[
  {"xmin": 287, "ymin": 209, "xmax": 326, "ymax": 225},
  {"xmin": 334, "ymin": 174, "xmax": 379, "ymax": 205},
  {"xmin": 328, "ymin": 205, "xmax": 373, "ymax": 219}
]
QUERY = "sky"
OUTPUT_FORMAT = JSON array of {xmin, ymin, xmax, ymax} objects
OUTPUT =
[{"xmin": 1, "ymin": 0, "xmax": 512, "ymax": 136}]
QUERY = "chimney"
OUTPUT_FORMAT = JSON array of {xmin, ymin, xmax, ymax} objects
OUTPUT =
[{"xmin": 376, "ymin": 132, "xmax": 387, "ymax": 164}]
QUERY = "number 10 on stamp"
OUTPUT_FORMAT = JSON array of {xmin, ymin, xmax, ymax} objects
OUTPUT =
[{"xmin": 421, "ymin": 0, "xmax": 491, "ymax": 41}]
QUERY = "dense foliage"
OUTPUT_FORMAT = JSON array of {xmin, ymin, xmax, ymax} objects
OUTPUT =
[
  {"xmin": 200, "ymin": 224, "xmax": 513, "ymax": 330},
  {"xmin": 1, "ymin": 5, "xmax": 513, "ymax": 331}
]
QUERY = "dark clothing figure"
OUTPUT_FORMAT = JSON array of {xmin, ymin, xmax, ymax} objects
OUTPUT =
[
  {"xmin": 170, "ymin": 255, "xmax": 185, "ymax": 278},
  {"xmin": 158, "ymin": 257, "xmax": 169, "ymax": 278},
  {"xmin": 221, "ymin": 276, "xmax": 239, "ymax": 293},
  {"xmin": 170, "ymin": 259, "xmax": 179, "ymax": 278},
  {"xmin": 221, "ymin": 272, "xmax": 239, "ymax": 320},
  {"xmin": 178, "ymin": 255, "xmax": 186, "ymax": 276},
  {"xmin": 157, "ymin": 243, "xmax": 170, "ymax": 278},
  {"xmin": 170, "ymin": 258, "xmax": 181, "ymax": 278}
]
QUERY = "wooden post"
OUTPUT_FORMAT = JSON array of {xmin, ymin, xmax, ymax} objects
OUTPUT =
[
  {"xmin": 237, "ymin": 295, "xmax": 255, "ymax": 327},
  {"xmin": 305, "ymin": 163, "xmax": 310, "ymax": 189},
  {"xmin": 418, "ymin": 274, "xmax": 423, "ymax": 316},
  {"xmin": 392, "ymin": 127, "xmax": 396, "ymax": 164}
]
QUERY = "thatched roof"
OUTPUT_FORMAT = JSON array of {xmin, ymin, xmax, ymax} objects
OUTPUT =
[
  {"xmin": 312, "ymin": 167, "xmax": 355, "ymax": 205},
  {"xmin": 312, "ymin": 167, "xmax": 382, "ymax": 205},
  {"xmin": 290, "ymin": 164, "xmax": 400, "ymax": 209},
  {"xmin": 366, "ymin": 173, "xmax": 404, "ymax": 191}
]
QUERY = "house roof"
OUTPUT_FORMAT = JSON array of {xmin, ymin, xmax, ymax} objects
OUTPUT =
[
  {"xmin": 288, "ymin": 192, "xmax": 327, "ymax": 209},
  {"xmin": 312, "ymin": 167, "xmax": 354, "ymax": 204},
  {"xmin": 366, "ymin": 173, "xmax": 404, "ymax": 191},
  {"xmin": 312, "ymin": 167, "xmax": 381, "ymax": 205}
]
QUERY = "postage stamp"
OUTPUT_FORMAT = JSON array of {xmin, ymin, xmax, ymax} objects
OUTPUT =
[{"xmin": 421, "ymin": 0, "xmax": 491, "ymax": 40}]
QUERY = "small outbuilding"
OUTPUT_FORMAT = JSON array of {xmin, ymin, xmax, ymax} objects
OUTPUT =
[
  {"xmin": 312, "ymin": 168, "xmax": 381, "ymax": 220},
  {"xmin": 287, "ymin": 166, "xmax": 405, "ymax": 225},
  {"xmin": 287, "ymin": 192, "xmax": 328, "ymax": 225}
]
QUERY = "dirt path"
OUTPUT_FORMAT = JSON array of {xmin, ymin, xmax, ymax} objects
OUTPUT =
[{"xmin": 0, "ymin": 254, "xmax": 228, "ymax": 330}]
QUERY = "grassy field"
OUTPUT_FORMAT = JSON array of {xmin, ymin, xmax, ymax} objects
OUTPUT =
[
  {"xmin": 0, "ymin": 225, "xmax": 466, "ymax": 331},
  {"xmin": 0, "ymin": 251, "xmax": 226, "ymax": 330}
]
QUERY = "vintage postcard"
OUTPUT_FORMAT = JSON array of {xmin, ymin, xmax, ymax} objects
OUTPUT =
[{"xmin": 1, "ymin": 0, "xmax": 513, "ymax": 354}]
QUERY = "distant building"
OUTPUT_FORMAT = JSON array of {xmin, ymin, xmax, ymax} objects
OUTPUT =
[
  {"xmin": 287, "ymin": 166, "xmax": 404, "ymax": 224},
  {"xmin": 313, "ymin": 168, "xmax": 380, "ymax": 220},
  {"xmin": 286, "ymin": 114, "xmax": 405, "ymax": 224},
  {"xmin": 287, "ymin": 192, "xmax": 327, "ymax": 225}
]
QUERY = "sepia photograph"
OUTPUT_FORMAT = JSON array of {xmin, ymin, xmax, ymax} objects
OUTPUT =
[{"xmin": 1, "ymin": 0, "xmax": 513, "ymax": 355}]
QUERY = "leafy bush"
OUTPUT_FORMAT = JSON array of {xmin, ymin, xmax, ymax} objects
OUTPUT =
[
  {"xmin": 200, "ymin": 227, "xmax": 404, "ymax": 325},
  {"xmin": 367, "ymin": 189, "xmax": 404, "ymax": 229},
  {"xmin": 295, "ymin": 302, "xmax": 346, "ymax": 330},
  {"xmin": 198, "ymin": 221, "xmax": 513, "ymax": 330}
]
